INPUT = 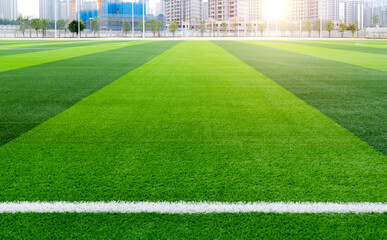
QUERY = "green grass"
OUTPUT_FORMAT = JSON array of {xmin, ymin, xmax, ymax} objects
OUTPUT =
[
  {"xmin": 248, "ymin": 41, "xmax": 387, "ymax": 72},
  {"xmin": 217, "ymin": 41, "xmax": 387, "ymax": 154},
  {"xmin": 0, "ymin": 41, "xmax": 115, "ymax": 57},
  {"xmin": 0, "ymin": 41, "xmax": 385, "ymax": 202},
  {"xmin": 288, "ymin": 41, "xmax": 387, "ymax": 55},
  {"xmin": 0, "ymin": 40, "xmax": 386, "ymax": 238},
  {"xmin": 1, "ymin": 213, "xmax": 385, "ymax": 239},
  {"xmin": 0, "ymin": 41, "xmax": 177, "ymax": 146},
  {"xmin": 0, "ymin": 41, "xmax": 146, "ymax": 72}
]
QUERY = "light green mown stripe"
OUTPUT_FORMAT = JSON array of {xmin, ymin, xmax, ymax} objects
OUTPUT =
[
  {"xmin": 0, "ymin": 41, "xmax": 385, "ymax": 203},
  {"xmin": 0, "ymin": 41, "xmax": 82, "ymax": 49},
  {"xmin": 246, "ymin": 41, "xmax": 387, "ymax": 72},
  {"xmin": 0, "ymin": 41, "xmax": 146, "ymax": 73},
  {"xmin": 293, "ymin": 41, "xmax": 387, "ymax": 49}
]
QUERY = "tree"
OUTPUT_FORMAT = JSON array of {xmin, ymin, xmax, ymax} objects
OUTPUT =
[
  {"xmin": 302, "ymin": 20, "xmax": 312, "ymax": 37},
  {"xmin": 347, "ymin": 22, "xmax": 359, "ymax": 37},
  {"xmin": 207, "ymin": 21, "xmax": 215, "ymax": 36},
  {"xmin": 230, "ymin": 23, "xmax": 238, "ymax": 36},
  {"xmin": 30, "ymin": 18, "xmax": 41, "ymax": 37},
  {"xmin": 313, "ymin": 19, "xmax": 321, "ymax": 38},
  {"xmin": 199, "ymin": 20, "xmax": 205, "ymax": 36},
  {"xmin": 278, "ymin": 20, "xmax": 286, "ymax": 37},
  {"xmin": 325, "ymin": 20, "xmax": 334, "ymax": 38},
  {"xmin": 148, "ymin": 20, "xmax": 162, "ymax": 37},
  {"xmin": 258, "ymin": 23, "xmax": 266, "ymax": 37},
  {"xmin": 40, "ymin": 19, "xmax": 49, "ymax": 37},
  {"xmin": 122, "ymin": 21, "xmax": 131, "ymax": 37},
  {"xmin": 57, "ymin": 19, "xmax": 67, "ymax": 37},
  {"xmin": 16, "ymin": 15, "xmax": 28, "ymax": 37},
  {"xmin": 68, "ymin": 20, "xmax": 85, "ymax": 37},
  {"xmin": 169, "ymin": 21, "xmax": 178, "ymax": 37},
  {"xmin": 221, "ymin": 22, "xmax": 228, "ymax": 36},
  {"xmin": 246, "ymin": 23, "xmax": 253, "ymax": 36},
  {"xmin": 338, "ymin": 23, "xmax": 347, "ymax": 38},
  {"xmin": 372, "ymin": 15, "xmax": 379, "ymax": 27},
  {"xmin": 90, "ymin": 20, "xmax": 99, "ymax": 37}
]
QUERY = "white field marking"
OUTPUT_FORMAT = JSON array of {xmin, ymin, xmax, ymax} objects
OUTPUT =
[{"xmin": 0, "ymin": 202, "xmax": 386, "ymax": 214}]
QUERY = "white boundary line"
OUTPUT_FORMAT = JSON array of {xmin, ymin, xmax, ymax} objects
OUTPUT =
[{"xmin": 0, "ymin": 202, "xmax": 386, "ymax": 214}]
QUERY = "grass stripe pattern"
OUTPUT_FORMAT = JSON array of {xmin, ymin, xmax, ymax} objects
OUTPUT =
[{"xmin": 217, "ymin": 41, "xmax": 387, "ymax": 154}]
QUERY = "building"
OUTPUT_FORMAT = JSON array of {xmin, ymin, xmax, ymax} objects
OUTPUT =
[
  {"xmin": 364, "ymin": 1, "xmax": 387, "ymax": 27},
  {"xmin": 249, "ymin": 0, "xmax": 262, "ymax": 21},
  {"xmin": 40, "ymin": 0, "xmax": 55, "ymax": 19},
  {"xmin": 155, "ymin": 0, "xmax": 166, "ymax": 15},
  {"xmin": 317, "ymin": 0, "xmax": 340, "ymax": 21},
  {"xmin": 287, "ymin": 0, "xmax": 319, "ymax": 21},
  {"xmin": 202, "ymin": 1, "xmax": 209, "ymax": 20},
  {"xmin": 341, "ymin": 0, "xmax": 364, "ymax": 27},
  {"xmin": 40, "ymin": 0, "xmax": 73, "ymax": 20},
  {"xmin": 165, "ymin": 0, "xmax": 202, "ymax": 27},
  {"xmin": 0, "ymin": 0, "xmax": 18, "ymax": 20},
  {"xmin": 209, "ymin": 0, "xmax": 249, "ymax": 22},
  {"xmin": 98, "ymin": 0, "xmax": 147, "ymax": 31},
  {"xmin": 57, "ymin": 0, "xmax": 72, "ymax": 20}
]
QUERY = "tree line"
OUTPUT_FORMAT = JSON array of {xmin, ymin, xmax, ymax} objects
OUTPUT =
[
  {"xmin": 9, "ymin": 16, "xmax": 362, "ymax": 38},
  {"xmin": 167, "ymin": 19, "xmax": 361, "ymax": 38}
]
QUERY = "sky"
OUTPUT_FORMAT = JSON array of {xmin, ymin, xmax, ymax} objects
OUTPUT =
[{"xmin": 18, "ymin": 0, "xmax": 39, "ymax": 18}]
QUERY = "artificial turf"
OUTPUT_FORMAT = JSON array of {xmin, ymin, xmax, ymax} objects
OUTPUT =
[
  {"xmin": 217, "ymin": 41, "xmax": 387, "ymax": 154},
  {"xmin": 1, "ymin": 213, "xmax": 385, "ymax": 239},
  {"xmin": 0, "ymin": 41, "xmax": 177, "ymax": 146},
  {"xmin": 248, "ymin": 41, "xmax": 387, "ymax": 72},
  {"xmin": 0, "ymin": 41, "xmax": 385, "ymax": 202},
  {"xmin": 0, "ymin": 41, "xmax": 115, "ymax": 57},
  {"xmin": 0, "ymin": 40, "xmax": 385, "ymax": 238},
  {"xmin": 0, "ymin": 41, "xmax": 145, "ymax": 72},
  {"xmin": 288, "ymin": 41, "xmax": 387, "ymax": 55}
]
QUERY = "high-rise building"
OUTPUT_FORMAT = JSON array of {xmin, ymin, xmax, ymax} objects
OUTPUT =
[
  {"xmin": 202, "ymin": 1, "xmax": 209, "ymax": 20},
  {"xmin": 156, "ymin": 0, "xmax": 166, "ymax": 15},
  {"xmin": 318, "ymin": 0, "xmax": 340, "ymax": 20},
  {"xmin": 249, "ymin": 0, "xmax": 262, "ymax": 21},
  {"xmin": 209, "ymin": 0, "xmax": 249, "ymax": 22},
  {"xmin": 287, "ymin": 0, "xmax": 319, "ymax": 21},
  {"xmin": 341, "ymin": 0, "xmax": 364, "ymax": 27},
  {"xmin": 287, "ymin": 0, "xmax": 343, "ymax": 21},
  {"xmin": 165, "ymin": 0, "xmax": 202, "ymax": 27},
  {"xmin": 40, "ymin": 0, "xmax": 56, "ymax": 19},
  {"xmin": 40, "ymin": 0, "xmax": 73, "ymax": 20},
  {"xmin": 0, "ymin": 0, "xmax": 18, "ymax": 20},
  {"xmin": 364, "ymin": 0, "xmax": 387, "ymax": 27},
  {"xmin": 57, "ymin": 0, "xmax": 72, "ymax": 20}
]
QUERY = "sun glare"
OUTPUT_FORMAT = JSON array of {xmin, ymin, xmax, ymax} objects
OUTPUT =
[{"xmin": 263, "ymin": 0, "xmax": 287, "ymax": 20}]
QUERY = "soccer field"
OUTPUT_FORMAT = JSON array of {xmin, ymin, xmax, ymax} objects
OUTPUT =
[{"xmin": 0, "ymin": 40, "xmax": 386, "ymax": 239}]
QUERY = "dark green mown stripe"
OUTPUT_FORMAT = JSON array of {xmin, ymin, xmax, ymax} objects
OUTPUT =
[
  {"xmin": 288, "ymin": 41, "xmax": 387, "ymax": 55},
  {"xmin": 216, "ymin": 41, "xmax": 387, "ymax": 154},
  {"xmin": 0, "ymin": 213, "xmax": 385, "ymax": 239},
  {"xmin": 0, "ymin": 41, "xmax": 118, "ymax": 57},
  {"xmin": 0, "ymin": 41, "xmax": 178, "ymax": 146}
]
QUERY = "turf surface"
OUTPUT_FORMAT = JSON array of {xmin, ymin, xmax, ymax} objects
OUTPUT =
[
  {"xmin": 0, "ymin": 40, "xmax": 385, "ymax": 239},
  {"xmin": 1, "ymin": 213, "xmax": 385, "ymax": 239},
  {"xmin": 0, "ymin": 41, "xmax": 385, "ymax": 202},
  {"xmin": 0, "ymin": 41, "xmax": 113, "ymax": 57},
  {"xmin": 217, "ymin": 41, "xmax": 387, "ymax": 154},
  {"xmin": 0, "ymin": 41, "xmax": 144, "ymax": 72},
  {"xmin": 288, "ymin": 41, "xmax": 387, "ymax": 55},
  {"xmin": 249, "ymin": 41, "xmax": 387, "ymax": 72},
  {"xmin": 0, "ymin": 41, "xmax": 177, "ymax": 146}
]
